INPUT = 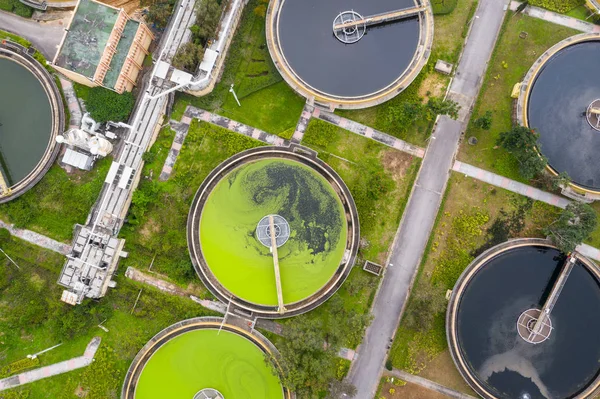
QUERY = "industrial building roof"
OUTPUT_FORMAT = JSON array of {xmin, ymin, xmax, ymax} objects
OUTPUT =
[
  {"xmin": 104, "ymin": 19, "xmax": 139, "ymax": 89},
  {"xmin": 54, "ymin": 0, "xmax": 119, "ymax": 79}
]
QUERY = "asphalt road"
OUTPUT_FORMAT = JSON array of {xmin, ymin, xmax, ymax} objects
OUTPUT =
[
  {"xmin": 346, "ymin": 0, "xmax": 509, "ymax": 397},
  {"xmin": 0, "ymin": 10, "xmax": 65, "ymax": 59}
]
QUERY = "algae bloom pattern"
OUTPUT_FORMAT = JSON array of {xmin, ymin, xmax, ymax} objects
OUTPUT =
[{"xmin": 199, "ymin": 159, "xmax": 347, "ymax": 306}]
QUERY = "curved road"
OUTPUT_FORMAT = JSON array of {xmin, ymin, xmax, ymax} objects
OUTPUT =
[
  {"xmin": 0, "ymin": 10, "xmax": 65, "ymax": 59},
  {"xmin": 346, "ymin": 0, "xmax": 510, "ymax": 397}
]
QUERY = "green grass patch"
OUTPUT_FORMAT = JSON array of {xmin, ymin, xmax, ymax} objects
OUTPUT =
[
  {"xmin": 172, "ymin": 0, "xmax": 304, "ymax": 136},
  {"xmin": 566, "ymin": 4, "xmax": 592, "ymax": 20},
  {"xmin": 0, "ymin": 158, "xmax": 111, "ymax": 242},
  {"xmin": 389, "ymin": 173, "xmax": 561, "ymax": 375},
  {"xmin": 0, "ymin": 232, "xmax": 217, "ymax": 398},
  {"xmin": 0, "ymin": 29, "xmax": 31, "ymax": 47},
  {"xmin": 459, "ymin": 14, "xmax": 578, "ymax": 181},
  {"xmin": 120, "ymin": 122, "xmax": 264, "ymax": 285},
  {"xmin": 0, "ymin": 0, "xmax": 33, "ymax": 17},
  {"xmin": 431, "ymin": 0, "xmax": 458, "ymax": 15}
]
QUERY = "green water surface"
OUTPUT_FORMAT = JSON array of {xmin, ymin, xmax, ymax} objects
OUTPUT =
[
  {"xmin": 200, "ymin": 159, "xmax": 347, "ymax": 306},
  {"xmin": 135, "ymin": 329, "xmax": 284, "ymax": 399}
]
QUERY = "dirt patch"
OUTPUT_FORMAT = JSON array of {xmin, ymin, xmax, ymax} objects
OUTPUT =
[
  {"xmin": 139, "ymin": 217, "xmax": 160, "ymax": 243},
  {"xmin": 102, "ymin": 0, "xmax": 141, "ymax": 15},
  {"xmin": 382, "ymin": 150, "xmax": 412, "ymax": 183},
  {"xmin": 380, "ymin": 380, "xmax": 448, "ymax": 399},
  {"xmin": 419, "ymin": 350, "xmax": 477, "ymax": 395},
  {"xmin": 418, "ymin": 73, "xmax": 447, "ymax": 102}
]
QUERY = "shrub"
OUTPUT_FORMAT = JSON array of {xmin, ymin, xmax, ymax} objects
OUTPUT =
[
  {"xmin": 431, "ymin": 0, "xmax": 458, "ymax": 14},
  {"xmin": 473, "ymin": 110, "xmax": 492, "ymax": 130},
  {"xmin": 528, "ymin": 0, "xmax": 583, "ymax": 13},
  {"xmin": 12, "ymin": 1, "xmax": 33, "ymax": 17},
  {"xmin": 0, "ymin": 228, "xmax": 11, "ymax": 243},
  {"xmin": 85, "ymin": 87, "xmax": 135, "ymax": 123}
]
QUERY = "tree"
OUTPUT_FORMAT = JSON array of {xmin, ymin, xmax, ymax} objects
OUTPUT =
[
  {"xmin": 275, "ymin": 317, "xmax": 337, "ymax": 398},
  {"xmin": 145, "ymin": 0, "xmax": 176, "ymax": 28},
  {"xmin": 473, "ymin": 110, "xmax": 493, "ymax": 130},
  {"xmin": 86, "ymin": 87, "xmax": 135, "ymax": 123},
  {"xmin": 425, "ymin": 97, "xmax": 460, "ymax": 120},
  {"xmin": 546, "ymin": 202, "xmax": 597, "ymax": 254},
  {"xmin": 497, "ymin": 125, "xmax": 547, "ymax": 179},
  {"xmin": 550, "ymin": 171, "xmax": 571, "ymax": 191},
  {"xmin": 172, "ymin": 42, "xmax": 205, "ymax": 72}
]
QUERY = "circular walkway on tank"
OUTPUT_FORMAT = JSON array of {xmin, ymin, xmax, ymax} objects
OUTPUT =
[
  {"xmin": 187, "ymin": 146, "xmax": 359, "ymax": 318},
  {"xmin": 266, "ymin": 0, "xmax": 433, "ymax": 109},
  {"xmin": 447, "ymin": 238, "xmax": 600, "ymax": 399},
  {"xmin": 517, "ymin": 33, "xmax": 600, "ymax": 194},
  {"xmin": 0, "ymin": 42, "xmax": 64, "ymax": 202},
  {"xmin": 121, "ymin": 317, "xmax": 291, "ymax": 399}
]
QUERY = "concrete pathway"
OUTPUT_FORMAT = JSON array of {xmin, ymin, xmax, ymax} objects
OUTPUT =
[
  {"xmin": 386, "ymin": 369, "xmax": 478, "ymax": 399},
  {"xmin": 315, "ymin": 108, "xmax": 426, "ymax": 158},
  {"xmin": 453, "ymin": 160, "xmax": 571, "ymax": 208},
  {"xmin": 0, "ymin": 219, "xmax": 71, "ymax": 255},
  {"xmin": 0, "ymin": 337, "xmax": 101, "ymax": 391},
  {"xmin": 509, "ymin": 1, "xmax": 600, "ymax": 33},
  {"xmin": 346, "ymin": 0, "xmax": 509, "ymax": 397},
  {"xmin": 0, "ymin": 10, "xmax": 65, "ymax": 59},
  {"xmin": 291, "ymin": 103, "xmax": 314, "ymax": 143},
  {"xmin": 185, "ymin": 106, "xmax": 288, "ymax": 146},
  {"xmin": 59, "ymin": 77, "xmax": 82, "ymax": 130},
  {"xmin": 159, "ymin": 120, "xmax": 192, "ymax": 181}
]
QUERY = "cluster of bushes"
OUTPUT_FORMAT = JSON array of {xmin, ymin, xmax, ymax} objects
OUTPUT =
[
  {"xmin": 172, "ymin": 0, "xmax": 224, "ymax": 72},
  {"xmin": 528, "ymin": 0, "xmax": 583, "ymax": 13},
  {"xmin": 85, "ymin": 87, "xmax": 135, "ymax": 123},
  {"xmin": 431, "ymin": 0, "xmax": 458, "ymax": 15},
  {"xmin": 0, "ymin": 0, "xmax": 33, "ymax": 18},
  {"xmin": 143, "ymin": 0, "xmax": 176, "ymax": 29}
]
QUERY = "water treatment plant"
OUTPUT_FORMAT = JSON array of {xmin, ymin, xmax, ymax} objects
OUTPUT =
[
  {"xmin": 518, "ymin": 33, "xmax": 600, "ymax": 197},
  {"xmin": 188, "ymin": 146, "xmax": 359, "ymax": 318},
  {"xmin": 121, "ymin": 317, "xmax": 290, "ymax": 399},
  {"xmin": 0, "ymin": 43, "xmax": 63, "ymax": 202},
  {"xmin": 266, "ymin": 0, "xmax": 433, "ymax": 109},
  {"xmin": 447, "ymin": 239, "xmax": 600, "ymax": 399}
]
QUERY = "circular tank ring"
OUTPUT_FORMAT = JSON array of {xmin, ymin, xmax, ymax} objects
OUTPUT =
[
  {"xmin": 446, "ymin": 238, "xmax": 600, "ymax": 399},
  {"xmin": 516, "ymin": 32, "xmax": 600, "ymax": 195},
  {"xmin": 193, "ymin": 388, "xmax": 224, "ymax": 399},
  {"xmin": 266, "ymin": 0, "xmax": 434, "ymax": 109},
  {"xmin": 0, "ymin": 42, "xmax": 64, "ymax": 203},
  {"xmin": 187, "ymin": 145, "xmax": 360, "ymax": 318},
  {"xmin": 120, "ymin": 317, "xmax": 292, "ymax": 399}
]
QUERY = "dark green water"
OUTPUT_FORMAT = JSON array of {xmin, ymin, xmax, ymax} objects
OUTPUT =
[{"xmin": 0, "ymin": 57, "xmax": 52, "ymax": 185}]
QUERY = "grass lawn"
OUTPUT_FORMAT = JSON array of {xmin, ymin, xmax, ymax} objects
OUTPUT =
[
  {"xmin": 458, "ymin": 15, "xmax": 578, "ymax": 181},
  {"xmin": 387, "ymin": 173, "xmax": 560, "ymax": 390},
  {"xmin": 0, "ymin": 232, "xmax": 216, "ymax": 398},
  {"xmin": 335, "ymin": 0, "xmax": 478, "ymax": 146},
  {"xmin": 171, "ymin": 0, "xmax": 304, "ymax": 137},
  {"xmin": 0, "ymin": 158, "xmax": 111, "ymax": 242},
  {"xmin": 566, "ymin": 4, "xmax": 594, "ymax": 20},
  {"xmin": 119, "ymin": 122, "xmax": 264, "ymax": 286}
]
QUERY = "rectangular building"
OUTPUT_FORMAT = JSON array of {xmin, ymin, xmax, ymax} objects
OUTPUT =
[{"xmin": 52, "ymin": 0, "xmax": 154, "ymax": 93}]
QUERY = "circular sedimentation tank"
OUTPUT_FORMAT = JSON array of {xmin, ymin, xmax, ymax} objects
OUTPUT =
[
  {"xmin": 447, "ymin": 239, "xmax": 600, "ymax": 399},
  {"xmin": 121, "ymin": 317, "xmax": 291, "ymax": 399},
  {"xmin": 187, "ymin": 146, "xmax": 359, "ymax": 318},
  {"xmin": 519, "ymin": 34, "xmax": 600, "ymax": 194},
  {"xmin": 266, "ymin": 0, "xmax": 433, "ymax": 109},
  {"xmin": 0, "ymin": 43, "xmax": 63, "ymax": 202}
]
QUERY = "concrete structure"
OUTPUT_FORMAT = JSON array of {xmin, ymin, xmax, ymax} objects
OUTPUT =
[
  {"xmin": 0, "ymin": 41, "xmax": 64, "ymax": 203},
  {"xmin": 266, "ymin": 0, "xmax": 433, "ymax": 109},
  {"xmin": 516, "ymin": 33, "xmax": 600, "ymax": 201},
  {"xmin": 52, "ymin": 0, "xmax": 154, "ymax": 93},
  {"xmin": 120, "ymin": 317, "xmax": 292, "ymax": 399},
  {"xmin": 57, "ymin": 0, "xmax": 197, "ymax": 303},
  {"xmin": 446, "ymin": 238, "xmax": 600, "ymax": 399},
  {"xmin": 187, "ymin": 145, "xmax": 360, "ymax": 318}
]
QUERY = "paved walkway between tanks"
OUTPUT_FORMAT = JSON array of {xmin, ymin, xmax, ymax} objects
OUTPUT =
[
  {"xmin": 386, "ymin": 369, "xmax": 478, "ymax": 399},
  {"xmin": 291, "ymin": 103, "xmax": 314, "ymax": 144},
  {"xmin": 0, "ymin": 10, "xmax": 65, "ymax": 59},
  {"xmin": 453, "ymin": 160, "xmax": 571, "ymax": 208},
  {"xmin": 0, "ymin": 219, "xmax": 71, "ymax": 255},
  {"xmin": 0, "ymin": 337, "xmax": 101, "ymax": 391},
  {"xmin": 346, "ymin": 0, "xmax": 510, "ymax": 397},
  {"xmin": 509, "ymin": 1, "xmax": 600, "ymax": 33},
  {"xmin": 314, "ymin": 108, "xmax": 426, "ymax": 158},
  {"xmin": 59, "ymin": 78, "xmax": 83, "ymax": 130}
]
